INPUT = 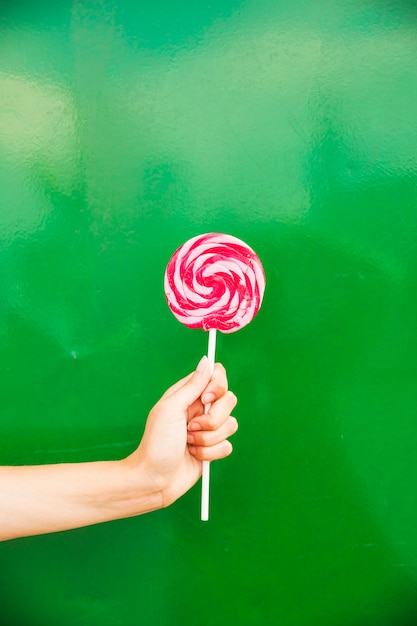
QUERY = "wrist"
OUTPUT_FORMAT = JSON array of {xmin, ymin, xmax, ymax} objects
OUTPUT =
[{"xmin": 118, "ymin": 454, "xmax": 166, "ymax": 515}]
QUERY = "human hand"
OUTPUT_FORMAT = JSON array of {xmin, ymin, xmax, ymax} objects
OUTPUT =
[
  {"xmin": 0, "ymin": 359, "xmax": 236, "ymax": 539},
  {"xmin": 128, "ymin": 357, "xmax": 238, "ymax": 507}
]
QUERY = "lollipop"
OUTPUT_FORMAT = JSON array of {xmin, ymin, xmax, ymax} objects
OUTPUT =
[{"xmin": 164, "ymin": 233, "xmax": 266, "ymax": 520}]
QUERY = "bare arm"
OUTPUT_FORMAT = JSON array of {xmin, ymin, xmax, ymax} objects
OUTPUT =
[
  {"xmin": 0, "ymin": 357, "xmax": 238, "ymax": 541},
  {"xmin": 0, "ymin": 459, "xmax": 159, "ymax": 541}
]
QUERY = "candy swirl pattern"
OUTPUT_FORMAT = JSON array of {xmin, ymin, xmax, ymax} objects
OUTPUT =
[{"xmin": 164, "ymin": 233, "xmax": 265, "ymax": 334}]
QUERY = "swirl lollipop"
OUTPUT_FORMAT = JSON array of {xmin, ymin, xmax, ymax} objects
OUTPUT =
[{"xmin": 164, "ymin": 233, "xmax": 266, "ymax": 520}]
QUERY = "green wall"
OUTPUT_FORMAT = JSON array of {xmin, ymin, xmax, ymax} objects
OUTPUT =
[{"xmin": 1, "ymin": 0, "xmax": 417, "ymax": 624}]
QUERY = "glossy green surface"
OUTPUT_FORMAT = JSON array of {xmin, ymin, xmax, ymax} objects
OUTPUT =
[{"xmin": 1, "ymin": 0, "xmax": 417, "ymax": 624}]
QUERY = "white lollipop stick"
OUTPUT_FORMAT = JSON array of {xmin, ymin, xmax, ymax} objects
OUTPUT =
[{"xmin": 201, "ymin": 328, "xmax": 216, "ymax": 521}]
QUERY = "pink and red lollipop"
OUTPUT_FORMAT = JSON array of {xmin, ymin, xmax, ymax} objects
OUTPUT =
[{"xmin": 164, "ymin": 232, "xmax": 265, "ymax": 334}]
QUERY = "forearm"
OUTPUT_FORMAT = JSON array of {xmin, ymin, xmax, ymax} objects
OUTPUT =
[{"xmin": 0, "ymin": 459, "xmax": 163, "ymax": 541}]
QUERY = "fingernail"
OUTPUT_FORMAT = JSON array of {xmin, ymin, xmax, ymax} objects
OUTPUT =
[
  {"xmin": 196, "ymin": 355, "xmax": 208, "ymax": 372},
  {"xmin": 187, "ymin": 433, "xmax": 195, "ymax": 444},
  {"xmin": 202, "ymin": 392, "xmax": 215, "ymax": 404},
  {"xmin": 188, "ymin": 421, "xmax": 201, "ymax": 431}
]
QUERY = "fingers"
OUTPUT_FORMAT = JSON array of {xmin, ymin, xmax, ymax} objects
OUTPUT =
[
  {"xmin": 187, "ymin": 415, "xmax": 238, "ymax": 448},
  {"xmin": 166, "ymin": 356, "xmax": 212, "ymax": 410},
  {"xmin": 187, "ymin": 390, "xmax": 238, "ymax": 461},
  {"xmin": 201, "ymin": 363, "xmax": 228, "ymax": 405},
  {"xmin": 161, "ymin": 361, "xmax": 228, "ymax": 416},
  {"xmin": 188, "ymin": 389, "xmax": 237, "ymax": 432},
  {"xmin": 188, "ymin": 439, "xmax": 234, "ymax": 462}
]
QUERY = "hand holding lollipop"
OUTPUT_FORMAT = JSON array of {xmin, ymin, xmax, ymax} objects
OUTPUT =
[{"xmin": 164, "ymin": 233, "xmax": 266, "ymax": 520}]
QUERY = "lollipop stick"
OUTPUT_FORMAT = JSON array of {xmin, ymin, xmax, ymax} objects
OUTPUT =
[{"xmin": 201, "ymin": 328, "xmax": 216, "ymax": 521}]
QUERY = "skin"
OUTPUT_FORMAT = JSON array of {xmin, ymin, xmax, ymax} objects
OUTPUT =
[{"xmin": 0, "ymin": 356, "xmax": 238, "ymax": 541}]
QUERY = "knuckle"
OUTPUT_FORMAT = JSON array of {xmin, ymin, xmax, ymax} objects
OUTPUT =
[
  {"xmin": 221, "ymin": 441, "xmax": 233, "ymax": 458},
  {"xmin": 195, "ymin": 432, "xmax": 210, "ymax": 447},
  {"xmin": 198, "ymin": 446, "xmax": 209, "ymax": 461},
  {"xmin": 214, "ymin": 362, "xmax": 226, "ymax": 377},
  {"xmin": 190, "ymin": 445, "xmax": 204, "ymax": 461},
  {"xmin": 229, "ymin": 416, "xmax": 239, "ymax": 434},
  {"xmin": 206, "ymin": 432, "xmax": 217, "ymax": 446},
  {"xmin": 218, "ymin": 381, "xmax": 228, "ymax": 396},
  {"xmin": 213, "ymin": 363, "xmax": 228, "ymax": 390},
  {"xmin": 205, "ymin": 413, "xmax": 217, "ymax": 430},
  {"xmin": 227, "ymin": 391, "xmax": 238, "ymax": 408}
]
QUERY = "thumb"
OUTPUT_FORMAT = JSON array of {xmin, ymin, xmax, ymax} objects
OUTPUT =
[{"xmin": 172, "ymin": 356, "xmax": 211, "ymax": 410}]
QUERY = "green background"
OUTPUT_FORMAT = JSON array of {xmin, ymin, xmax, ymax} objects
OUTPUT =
[{"xmin": 1, "ymin": 0, "xmax": 417, "ymax": 624}]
